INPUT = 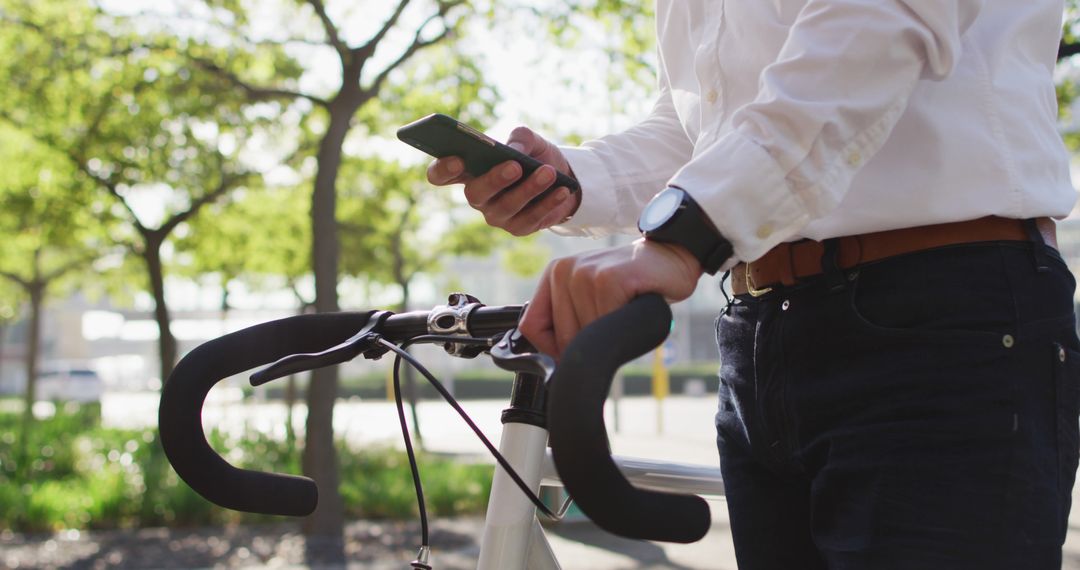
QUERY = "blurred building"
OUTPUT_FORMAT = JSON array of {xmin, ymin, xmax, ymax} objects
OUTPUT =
[{"xmin": 3, "ymin": 218, "xmax": 1080, "ymax": 396}]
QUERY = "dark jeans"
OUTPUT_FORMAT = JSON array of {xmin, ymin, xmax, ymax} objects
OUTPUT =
[{"xmin": 715, "ymin": 241, "xmax": 1080, "ymax": 569}]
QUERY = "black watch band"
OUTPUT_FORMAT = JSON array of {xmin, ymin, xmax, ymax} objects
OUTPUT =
[{"xmin": 638, "ymin": 186, "xmax": 733, "ymax": 275}]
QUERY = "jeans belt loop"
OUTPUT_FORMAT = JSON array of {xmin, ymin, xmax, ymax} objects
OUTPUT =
[{"xmin": 745, "ymin": 261, "xmax": 773, "ymax": 297}]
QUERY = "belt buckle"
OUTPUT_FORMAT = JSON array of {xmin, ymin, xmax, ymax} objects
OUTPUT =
[{"xmin": 745, "ymin": 263, "xmax": 773, "ymax": 297}]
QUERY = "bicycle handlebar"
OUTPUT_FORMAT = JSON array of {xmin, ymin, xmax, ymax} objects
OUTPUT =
[
  {"xmin": 158, "ymin": 306, "xmax": 522, "ymax": 516},
  {"xmin": 547, "ymin": 294, "xmax": 712, "ymax": 544},
  {"xmin": 159, "ymin": 296, "xmax": 711, "ymax": 544}
]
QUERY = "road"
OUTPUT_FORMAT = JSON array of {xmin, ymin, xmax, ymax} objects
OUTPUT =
[{"xmin": 104, "ymin": 391, "xmax": 721, "ymax": 464}]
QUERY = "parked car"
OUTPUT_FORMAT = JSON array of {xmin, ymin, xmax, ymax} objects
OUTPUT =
[{"xmin": 36, "ymin": 366, "xmax": 104, "ymax": 403}]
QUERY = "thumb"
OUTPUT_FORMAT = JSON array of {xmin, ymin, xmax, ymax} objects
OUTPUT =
[{"xmin": 507, "ymin": 126, "xmax": 543, "ymax": 157}]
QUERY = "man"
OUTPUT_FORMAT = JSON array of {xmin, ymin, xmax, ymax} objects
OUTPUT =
[{"xmin": 429, "ymin": 1, "xmax": 1079, "ymax": 567}]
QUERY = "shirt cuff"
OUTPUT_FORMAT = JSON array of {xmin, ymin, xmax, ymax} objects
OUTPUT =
[
  {"xmin": 548, "ymin": 145, "xmax": 619, "ymax": 237},
  {"xmin": 670, "ymin": 131, "xmax": 814, "ymax": 262}
]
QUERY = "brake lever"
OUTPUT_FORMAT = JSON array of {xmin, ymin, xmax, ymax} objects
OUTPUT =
[
  {"xmin": 250, "ymin": 311, "xmax": 393, "ymax": 386},
  {"xmin": 489, "ymin": 327, "xmax": 556, "ymax": 382}
]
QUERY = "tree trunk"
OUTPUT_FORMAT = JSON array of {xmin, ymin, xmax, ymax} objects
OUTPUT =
[
  {"xmin": 145, "ymin": 239, "xmax": 177, "ymax": 383},
  {"xmin": 141, "ymin": 237, "xmax": 173, "ymax": 523},
  {"xmin": 0, "ymin": 320, "xmax": 7, "ymax": 400},
  {"xmin": 301, "ymin": 98, "xmax": 357, "ymax": 555},
  {"xmin": 397, "ymin": 282, "xmax": 423, "ymax": 447},
  {"xmin": 18, "ymin": 279, "xmax": 44, "ymax": 480},
  {"xmin": 285, "ymin": 373, "xmax": 297, "ymax": 449}
]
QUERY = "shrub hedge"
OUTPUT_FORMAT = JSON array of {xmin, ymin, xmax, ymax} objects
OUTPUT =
[{"xmin": 0, "ymin": 405, "xmax": 491, "ymax": 532}]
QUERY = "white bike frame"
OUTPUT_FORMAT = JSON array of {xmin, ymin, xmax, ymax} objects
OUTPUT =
[{"xmin": 474, "ymin": 422, "xmax": 725, "ymax": 569}]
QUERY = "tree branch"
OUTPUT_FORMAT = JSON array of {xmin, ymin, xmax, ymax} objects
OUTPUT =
[
  {"xmin": 72, "ymin": 158, "xmax": 148, "ymax": 234},
  {"xmin": 289, "ymin": 280, "xmax": 314, "ymax": 312},
  {"xmin": 0, "ymin": 14, "xmax": 46, "ymax": 34},
  {"xmin": 366, "ymin": 4, "xmax": 462, "ymax": 94},
  {"xmin": 305, "ymin": 0, "xmax": 350, "ymax": 62},
  {"xmin": 43, "ymin": 254, "xmax": 97, "ymax": 282},
  {"xmin": 1060, "ymin": 40, "xmax": 1080, "ymax": 61},
  {"xmin": 0, "ymin": 106, "xmax": 151, "ymax": 235},
  {"xmin": 159, "ymin": 170, "xmax": 248, "ymax": 237},
  {"xmin": 357, "ymin": 0, "xmax": 411, "ymax": 58},
  {"xmin": 0, "ymin": 270, "xmax": 31, "ymax": 290},
  {"xmin": 75, "ymin": 93, "xmax": 114, "ymax": 158},
  {"xmin": 189, "ymin": 56, "xmax": 328, "ymax": 107},
  {"xmin": 337, "ymin": 219, "xmax": 373, "ymax": 235}
]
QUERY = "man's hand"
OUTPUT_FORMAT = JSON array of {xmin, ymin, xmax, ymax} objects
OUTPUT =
[
  {"xmin": 519, "ymin": 239, "xmax": 704, "ymax": 358},
  {"xmin": 426, "ymin": 126, "xmax": 581, "ymax": 236}
]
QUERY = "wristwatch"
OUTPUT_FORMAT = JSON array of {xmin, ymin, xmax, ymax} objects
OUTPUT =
[{"xmin": 638, "ymin": 186, "xmax": 733, "ymax": 275}]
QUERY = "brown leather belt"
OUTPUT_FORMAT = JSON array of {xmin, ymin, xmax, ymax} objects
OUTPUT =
[{"xmin": 731, "ymin": 216, "xmax": 1057, "ymax": 297}]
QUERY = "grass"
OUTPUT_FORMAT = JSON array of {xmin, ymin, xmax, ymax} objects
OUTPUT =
[{"xmin": 0, "ymin": 404, "xmax": 493, "ymax": 532}]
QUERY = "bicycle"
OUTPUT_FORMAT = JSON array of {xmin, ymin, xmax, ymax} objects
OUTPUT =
[{"xmin": 158, "ymin": 292, "xmax": 725, "ymax": 569}]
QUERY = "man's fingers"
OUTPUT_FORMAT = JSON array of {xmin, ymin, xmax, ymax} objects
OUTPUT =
[
  {"xmin": 519, "ymin": 267, "xmax": 559, "ymax": 357},
  {"xmin": 500, "ymin": 188, "xmax": 574, "ymax": 236},
  {"xmin": 507, "ymin": 126, "xmax": 538, "ymax": 155},
  {"xmin": 463, "ymin": 161, "xmax": 522, "ymax": 209},
  {"xmin": 482, "ymin": 165, "xmax": 561, "ymax": 229},
  {"xmin": 533, "ymin": 188, "xmax": 577, "ymax": 228},
  {"xmin": 549, "ymin": 259, "xmax": 583, "ymax": 356},
  {"xmin": 427, "ymin": 157, "xmax": 470, "ymax": 185},
  {"xmin": 567, "ymin": 260, "xmax": 610, "ymax": 337}
]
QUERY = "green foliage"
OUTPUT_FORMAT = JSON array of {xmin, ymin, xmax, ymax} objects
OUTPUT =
[
  {"xmin": 337, "ymin": 156, "xmax": 521, "ymax": 293},
  {"xmin": 0, "ymin": 405, "xmax": 493, "ymax": 532},
  {"xmin": 0, "ymin": 0, "xmax": 286, "ymax": 311},
  {"xmin": 0, "ymin": 1, "xmax": 259, "ymax": 202},
  {"xmin": 1049, "ymin": 4, "xmax": 1080, "ymax": 149},
  {"xmin": 174, "ymin": 185, "xmax": 312, "ymax": 292},
  {"xmin": 339, "ymin": 447, "xmax": 492, "ymax": 520},
  {"xmin": 356, "ymin": 44, "xmax": 499, "ymax": 135},
  {"xmin": 500, "ymin": 239, "xmax": 550, "ymax": 278},
  {"xmin": 0, "ymin": 403, "xmax": 100, "ymax": 482},
  {"xmin": 0, "ymin": 125, "xmax": 114, "ymax": 298}
]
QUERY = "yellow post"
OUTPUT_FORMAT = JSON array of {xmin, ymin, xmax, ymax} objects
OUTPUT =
[
  {"xmin": 652, "ymin": 346, "xmax": 669, "ymax": 434},
  {"xmin": 386, "ymin": 364, "xmax": 395, "ymax": 402}
]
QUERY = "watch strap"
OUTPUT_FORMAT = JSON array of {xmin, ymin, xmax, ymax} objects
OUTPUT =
[{"xmin": 640, "ymin": 187, "xmax": 732, "ymax": 275}]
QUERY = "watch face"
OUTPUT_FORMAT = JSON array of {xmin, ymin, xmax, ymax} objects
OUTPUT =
[{"xmin": 639, "ymin": 188, "xmax": 683, "ymax": 232}]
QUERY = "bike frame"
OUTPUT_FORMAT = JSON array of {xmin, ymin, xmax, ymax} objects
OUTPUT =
[{"xmin": 473, "ymin": 372, "xmax": 725, "ymax": 570}]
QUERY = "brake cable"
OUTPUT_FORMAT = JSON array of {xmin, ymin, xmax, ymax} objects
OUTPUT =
[{"xmin": 378, "ymin": 335, "xmax": 564, "ymax": 565}]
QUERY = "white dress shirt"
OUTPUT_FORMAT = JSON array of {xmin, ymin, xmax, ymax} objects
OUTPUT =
[{"xmin": 554, "ymin": 0, "xmax": 1076, "ymax": 264}]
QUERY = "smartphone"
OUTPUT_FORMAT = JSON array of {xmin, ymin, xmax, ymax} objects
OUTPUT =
[{"xmin": 397, "ymin": 113, "xmax": 581, "ymax": 201}]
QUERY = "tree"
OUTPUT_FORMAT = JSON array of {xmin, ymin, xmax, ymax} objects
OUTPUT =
[
  {"xmin": 336, "ymin": 155, "xmax": 520, "ymax": 440},
  {"xmin": 162, "ymin": 0, "xmax": 489, "ymax": 545},
  {"xmin": 1062, "ymin": 2, "xmax": 1080, "ymax": 60},
  {"xmin": 0, "ymin": 282, "xmax": 18, "ymax": 395},
  {"xmin": 0, "ymin": 0, "xmax": 277, "ymax": 383},
  {"xmin": 0, "ymin": 126, "xmax": 114, "ymax": 477},
  {"xmin": 156, "ymin": 0, "xmax": 658, "ymax": 546},
  {"xmin": 175, "ymin": 184, "xmax": 313, "ymax": 447}
]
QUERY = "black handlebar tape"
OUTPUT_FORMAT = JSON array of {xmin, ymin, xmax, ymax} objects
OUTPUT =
[
  {"xmin": 158, "ymin": 311, "xmax": 375, "ymax": 516},
  {"xmin": 547, "ymin": 294, "xmax": 711, "ymax": 544}
]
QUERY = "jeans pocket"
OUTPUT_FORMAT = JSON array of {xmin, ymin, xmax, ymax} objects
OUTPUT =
[
  {"xmin": 1053, "ymin": 343, "xmax": 1080, "ymax": 536},
  {"xmin": 845, "ymin": 247, "xmax": 1015, "ymax": 344}
]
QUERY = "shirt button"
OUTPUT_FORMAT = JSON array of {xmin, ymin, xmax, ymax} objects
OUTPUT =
[
  {"xmin": 756, "ymin": 224, "xmax": 773, "ymax": 239},
  {"xmin": 706, "ymin": 89, "xmax": 719, "ymax": 104}
]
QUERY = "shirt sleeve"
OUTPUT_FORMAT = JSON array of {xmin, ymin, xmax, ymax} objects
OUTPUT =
[
  {"xmin": 672, "ymin": 0, "xmax": 985, "ymax": 262},
  {"xmin": 550, "ymin": 81, "xmax": 695, "ymax": 238}
]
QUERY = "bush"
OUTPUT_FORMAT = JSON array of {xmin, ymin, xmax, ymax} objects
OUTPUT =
[
  {"xmin": 0, "ymin": 405, "xmax": 493, "ymax": 531},
  {"xmin": 338, "ymin": 446, "xmax": 492, "ymax": 520}
]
